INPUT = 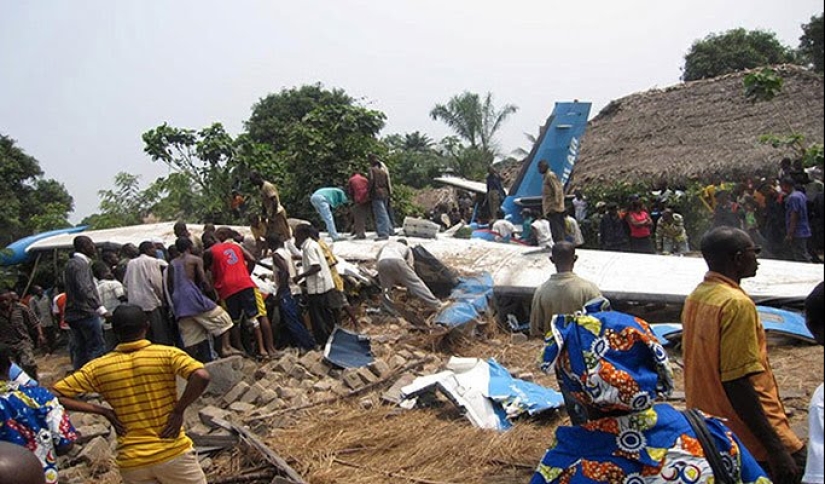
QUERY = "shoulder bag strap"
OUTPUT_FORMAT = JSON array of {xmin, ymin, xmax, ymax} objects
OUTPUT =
[{"xmin": 682, "ymin": 408, "xmax": 736, "ymax": 484}]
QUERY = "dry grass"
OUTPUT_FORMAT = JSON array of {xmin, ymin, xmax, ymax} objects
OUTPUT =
[
  {"xmin": 254, "ymin": 337, "xmax": 822, "ymax": 484},
  {"xmin": 266, "ymin": 403, "xmax": 555, "ymax": 484}
]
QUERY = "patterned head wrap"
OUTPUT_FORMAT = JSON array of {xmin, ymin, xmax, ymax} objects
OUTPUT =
[{"xmin": 540, "ymin": 310, "xmax": 673, "ymax": 413}]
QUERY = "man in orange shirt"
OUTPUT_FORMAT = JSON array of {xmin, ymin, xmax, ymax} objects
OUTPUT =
[{"xmin": 682, "ymin": 226, "xmax": 805, "ymax": 483}]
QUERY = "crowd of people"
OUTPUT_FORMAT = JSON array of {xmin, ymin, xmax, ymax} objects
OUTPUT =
[
  {"xmin": 457, "ymin": 157, "xmax": 824, "ymax": 264},
  {"xmin": 1, "ymin": 153, "xmax": 823, "ymax": 484}
]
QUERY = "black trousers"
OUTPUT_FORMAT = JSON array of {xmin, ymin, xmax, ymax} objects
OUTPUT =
[{"xmin": 307, "ymin": 291, "xmax": 337, "ymax": 345}]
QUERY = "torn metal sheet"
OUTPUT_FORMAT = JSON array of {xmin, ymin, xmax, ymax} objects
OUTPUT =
[
  {"xmin": 650, "ymin": 323, "xmax": 684, "ymax": 347},
  {"xmin": 434, "ymin": 273, "xmax": 494, "ymax": 331},
  {"xmin": 323, "ymin": 326, "xmax": 375, "ymax": 369},
  {"xmin": 400, "ymin": 357, "xmax": 564, "ymax": 431},
  {"xmin": 650, "ymin": 306, "xmax": 815, "ymax": 347},
  {"xmin": 757, "ymin": 306, "xmax": 816, "ymax": 343}
]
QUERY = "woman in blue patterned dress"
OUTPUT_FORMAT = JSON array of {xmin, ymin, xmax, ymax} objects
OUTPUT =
[{"xmin": 531, "ymin": 306, "xmax": 771, "ymax": 484}]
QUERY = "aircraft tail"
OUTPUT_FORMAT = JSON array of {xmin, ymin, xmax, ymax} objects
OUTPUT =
[{"xmin": 502, "ymin": 101, "xmax": 591, "ymax": 223}]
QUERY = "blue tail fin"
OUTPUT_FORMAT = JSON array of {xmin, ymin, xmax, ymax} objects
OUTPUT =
[{"xmin": 502, "ymin": 101, "xmax": 591, "ymax": 224}]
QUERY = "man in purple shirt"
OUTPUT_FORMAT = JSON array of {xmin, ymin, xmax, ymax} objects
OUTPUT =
[{"xmin": 781, "ymin": 177, "xmax": 812, "ymax": 262}]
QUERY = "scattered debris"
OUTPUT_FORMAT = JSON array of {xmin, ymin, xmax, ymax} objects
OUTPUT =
[
  {"xmin": 401, "ymin": 357, "xmax": 564, "ymax": 430},
  {"xmin": 323, "ymin": 327, "xmax": 375, "ymax": 369}
]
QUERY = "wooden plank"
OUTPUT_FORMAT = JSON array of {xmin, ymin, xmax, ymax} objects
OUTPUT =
[
  {"xmin": 212, "ymin": 418, "xmax": 307, "ymax": 484},
  {"xmin": 190, "ymin": 432, "xmax": 239, "ymax": 448}
]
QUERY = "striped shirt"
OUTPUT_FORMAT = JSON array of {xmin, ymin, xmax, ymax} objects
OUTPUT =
[{"xmin": 53, "ymin": 340, "xmax": 204, "ymax": 469}]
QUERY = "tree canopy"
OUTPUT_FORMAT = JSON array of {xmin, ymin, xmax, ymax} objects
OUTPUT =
[
  {"xmin": 141, "ymin": 122, "xmax": 262, "ymax": 223},
  {"xmin": 246, "ymin": 84, "xmax": 386, "ymax": 219},
  {"xmin": 383, "ymin": 132, "xmax": 446, "ymax": 188},
  {"xmin": 682, "ymin": 28, "xmax": 796, "ymax": 81},
  {"xmin": 0, "ymin": 134, "xmax": 74, "ymax": 247},
  {"xmin": 429, "ymin": 91, "xmax": 517, "ymax": 179},
  {"xmin": 799, "ymin": 13, "xmax": 824, "ymax": 73},
  {"xmin": 430, "ymin": 91, "xmax": 517, "ymax": 154}
]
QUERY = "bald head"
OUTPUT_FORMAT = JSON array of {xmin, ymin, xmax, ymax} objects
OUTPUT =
[
  {"xmin": 550, "ymin": 241, "xmax": 577, "ymax": 272},
  {"xmin": 700, "ymin": 226, "xmax": 760, "ymax": 282},
  {"xmin": 0, "ymin": 442, "xmax": 46, "ymax": 484},
  {"xmin": 701, "ymin": 227, "xmax": 752, "ymax": 268}
]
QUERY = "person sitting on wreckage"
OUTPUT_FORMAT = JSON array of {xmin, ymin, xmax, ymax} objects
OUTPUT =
[{"xmin": 530, "ymin": 304, "xmax": 770, "ymax": 484}]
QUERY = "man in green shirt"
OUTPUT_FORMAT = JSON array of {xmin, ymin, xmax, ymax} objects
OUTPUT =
[
  {"xmin": 310, "ymin": 187, "xmax": 349, "ymax": 241},
  {"xmin": 529, "ymin": 242, "xmax": 602, "ymax": 338}
]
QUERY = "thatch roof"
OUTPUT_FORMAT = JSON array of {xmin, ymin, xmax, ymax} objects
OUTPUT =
[{"xmin": 574, "ymin": 65, "xmax": 824, "ymax": 186}]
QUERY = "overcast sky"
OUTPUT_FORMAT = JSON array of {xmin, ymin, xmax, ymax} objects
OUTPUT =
[{"xmin": 1, "ymin": 0, "xmax": 821, "ymax": 222}]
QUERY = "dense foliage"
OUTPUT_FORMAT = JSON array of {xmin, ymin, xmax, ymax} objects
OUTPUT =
[
  {"xmin": 682, "ymin": 28, "xmax": 796, "ymax": 81},
  {"xmin": 246, "ymin": 84, "xmax": 387, "ymax": 221},
  {"xmin": 0, "ymin": 134, "xmax": 74, "ymax": 247},
  {"xmin": 383, "ymin": 132, "xmax": 445, "ymax": 189},
  {"xmin": 799, "ymin": 13, "xmax": 824, "ymax": 73},
  {"xmin": 429, "ymin": 91, "xmax": 517, "ymax": 179}
]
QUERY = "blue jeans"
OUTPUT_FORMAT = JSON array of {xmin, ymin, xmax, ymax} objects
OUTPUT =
[
  {"xmin": 279, "ymin": 293, "xmax": 316, "ymax": 350},
  {"xmin": 310, "ymin": 193, "xmax": 340, "ymax": 239},
  {"xmin": 372, "ymin": 198, "xmax": 392, "ymax": 237},
  {"xmin": 68, "ymin": 316, "xmax": 105, "ymax": 370}
]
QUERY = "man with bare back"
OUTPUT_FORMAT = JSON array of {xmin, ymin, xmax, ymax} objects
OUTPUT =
[{"xmin": 167, "ymin": 237, "xmax": 242, "ymax": 359}]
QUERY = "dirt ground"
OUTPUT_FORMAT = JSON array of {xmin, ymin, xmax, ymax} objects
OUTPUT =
[{"xmin": 37, "ymin": 306, "xmax": 823, "ymax": 484}]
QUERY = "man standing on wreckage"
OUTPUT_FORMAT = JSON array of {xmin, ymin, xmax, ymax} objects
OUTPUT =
[{"xmin": 530, "ymin": 303, "xmax": 770, "ymax": 484}]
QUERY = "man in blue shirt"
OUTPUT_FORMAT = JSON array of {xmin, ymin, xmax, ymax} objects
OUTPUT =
[{"xmin": 781, "ymin": 177, "xmax": 812, "ymax": 262}]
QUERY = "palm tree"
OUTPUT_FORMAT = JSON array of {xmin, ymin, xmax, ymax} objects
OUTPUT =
[
  {"xmin": 430, "ymin": 91, "xmax": 518, "ymax": 156},
  {"xmin": 511, "ymin": 132, "xmax": 539, "ymax": 158},
  {"xmin": 479, "ymin": 92, "xmax": 518, "ymax": 155},
  {"xmin": 402, "ymin": 131, "xmax": 434, "ymax": 152}
]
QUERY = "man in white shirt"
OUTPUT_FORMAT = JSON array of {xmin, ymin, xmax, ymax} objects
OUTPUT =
[
  {"xmin": 124, "ymin": 241, "xmax": 173, "ymax": 345},
  {"xmin": 377, "ymin": 239, "xmax": 442, "ymax": 310},
  {"xmin": 531, "ymin": 214, "xmax": 554, "ymax": 250},
  {"xmin": 804, "ymin": 282, "xmax": 824, "ymax": 484},
  {"xmin": 491, "ymin": 210, "xmax": 516, "ymax": 243},
  {"xmin": 293, "ymin": 224, "xmax": 338, "ymax": 345},
  {"xmin": 92, "ymin": 261, "xmax": 126, "ymax": 350}
]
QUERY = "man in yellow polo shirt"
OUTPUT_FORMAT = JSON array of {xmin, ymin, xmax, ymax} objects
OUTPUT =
[
  {"xmin": 53, "ymin": 305, "xmax": 211, "ymax": 483},
  {"xmin": 682, "ymin": 226, "xmax": 805, "ymax": 484}
]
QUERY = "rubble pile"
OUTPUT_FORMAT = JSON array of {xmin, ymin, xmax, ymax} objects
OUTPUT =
[{"xmin": 55, "ymin": 317, "xmax": 458, "ymax": 483}]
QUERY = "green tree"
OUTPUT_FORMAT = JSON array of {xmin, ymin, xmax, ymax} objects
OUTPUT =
[
  {"xmin": 436, "ymin": 136, "xmax": 495, "ymax": 180},
  {"xmin": 142, "ymin": 122, "xmax": 274, "ymax": 223},
  {"xmin": 245, "ymin": 84, "xmax": 354, "ymax": 150},
  {"xmin": 0, "ymin": 134, "xmax": 74, "ymax": 247},
  {"xmin": 245, "ymin": 84, "xmax": 386, "ymax": 220},
  {"xmin": 383, "ymin": 132, "xmax": 447, "ymax": 188},
  {"xmin": 799, "ymin": 13, "xmax": 824, "ymax": 73},
  {"xmin": 429, "ymin": 91, "xmax": 518, "ymax": 155},
  {"xmin": 81, "ymin": 172, "xmax": 148, "ymax": 229},
  {"xmin": 682, "ymin": 28, "xmax": 796, "ymax": 81}
]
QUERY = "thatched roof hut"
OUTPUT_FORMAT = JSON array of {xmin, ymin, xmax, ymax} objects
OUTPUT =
[{"xmin": 574, "ymin": 65, "xmax": 824, "ymax": 186}]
